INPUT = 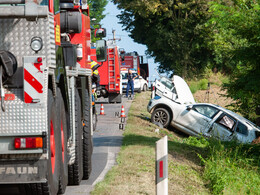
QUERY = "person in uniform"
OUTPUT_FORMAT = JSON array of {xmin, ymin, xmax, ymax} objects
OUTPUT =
[
  {"xmin": 90, "ymin": 60, "xmax": 101, "ymax": 88},
  {"xmin": 126, "ymin": 69, "xmax": 138, "ymax": 98}
]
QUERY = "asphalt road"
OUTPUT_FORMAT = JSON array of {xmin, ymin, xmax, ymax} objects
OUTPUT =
[{"xmin": 64, "ymin": 97, "xmax": 132, "ymax": 195}]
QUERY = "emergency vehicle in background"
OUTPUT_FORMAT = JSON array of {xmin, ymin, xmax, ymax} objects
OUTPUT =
[
  {"xmin": 91, "ymin": 39, "xmax": 122, "ymax": 103},
  {"xmin": 120, "ymin": 51, "xmax": 149, "ymax": 92},
  {"xmin": 0, "ymin": 0, "xmax": 107, "ymax": 194}
]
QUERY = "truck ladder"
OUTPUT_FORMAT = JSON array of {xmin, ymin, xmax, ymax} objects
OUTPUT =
[{"xmin": 108, "ymin": 48, "xmax": 116, "ymax": 91}]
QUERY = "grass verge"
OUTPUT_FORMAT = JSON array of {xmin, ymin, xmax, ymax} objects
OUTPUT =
[{"xmin": 91, "ymin": 92, "xmax": 260, "ymax": 195}]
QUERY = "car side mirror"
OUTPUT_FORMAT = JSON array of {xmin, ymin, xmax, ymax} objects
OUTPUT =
[{"xmin": 186, "ymin": 105, "xmax": 193, "ymax": 111}]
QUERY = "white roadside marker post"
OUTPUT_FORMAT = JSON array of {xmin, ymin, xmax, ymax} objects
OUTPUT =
[{"xmin": 156, "ymin": 136, "xmax": 168, "ymax": 195}]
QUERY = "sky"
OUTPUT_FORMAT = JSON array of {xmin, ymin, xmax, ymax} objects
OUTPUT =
[{"xmin": 101, "ymin": 1, "xmax": 160, "ymax": 83}]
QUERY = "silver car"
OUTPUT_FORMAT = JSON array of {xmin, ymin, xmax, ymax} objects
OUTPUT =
[{"xmin": 147, "ymin": 97, "xmax": 260, "ymax": 143}]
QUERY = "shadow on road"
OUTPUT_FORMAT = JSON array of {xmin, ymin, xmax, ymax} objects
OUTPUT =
[{"xmin": 93, "ymin": 136, "xmax": 122, "ymax": 147}]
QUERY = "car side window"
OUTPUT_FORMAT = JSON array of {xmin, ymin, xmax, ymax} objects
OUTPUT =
[
  {"xmin": 216, "ymin": 114, "xmax": 236, "ymax": 132},
  {"xmin": 192, "ymin": 105, "xmax": 219, "ymax": 119},
  {"xmin": 236, "ymin": 122, "xmax": 248, "ymax": 136}
]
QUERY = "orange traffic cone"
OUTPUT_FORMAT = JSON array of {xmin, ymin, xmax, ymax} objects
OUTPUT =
[
  {"xmin": 100, "ymin": 104, "xmax": 105, "ymax": 115},
  {"xmin": 120, "ymin": 105, "xmax": 126, "ymax": 118}
]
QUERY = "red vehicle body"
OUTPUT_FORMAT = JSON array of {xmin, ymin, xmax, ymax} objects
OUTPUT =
[
  {"xmin": 120, "ymin": 51, "xmax": 149, "ymax": 81},
  {"xmin": 91, "ymin": 40, "xmax": 122, "ymax": 103}
]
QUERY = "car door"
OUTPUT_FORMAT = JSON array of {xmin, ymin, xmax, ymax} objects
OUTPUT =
[
  {"xmin": 133, "ymin": 73, "xmax": 141, "ymax": 89},
  {"xmin": 209, "ymin": 113, "xmax": 236, "ymax": 141},
  {"xmin": 174, "ymin": 105, "xmax": 219, "ymax": 135}
]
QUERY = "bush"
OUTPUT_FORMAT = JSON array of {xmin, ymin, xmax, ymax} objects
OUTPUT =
[
  {"xmin": 198, "ymin": 79, "xmax": 209, "ymax": 90},
  {"xmin": 189, "ymin": 81, "xmax": 200, "ymax": 94},
  {"xmin": 188, "ymin": 79, "xmax": 209, "ymax": 94},
  {"xmin": 199, "ymin": 139, "xmax": 260, "ymax": 194}
]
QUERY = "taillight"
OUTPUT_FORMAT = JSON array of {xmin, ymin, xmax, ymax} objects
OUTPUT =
[
  {"xmin": 14, "ymin": 137, "xmax": 43, "ymax": 149},
  {"xmin": 152, "ymin": 86, "xmax": 155, "ymax": 91}
]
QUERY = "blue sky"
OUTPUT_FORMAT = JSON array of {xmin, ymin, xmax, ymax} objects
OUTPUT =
[{"xmin": 101, "ymin": 1, "xmax": 160, "ymax": 82}]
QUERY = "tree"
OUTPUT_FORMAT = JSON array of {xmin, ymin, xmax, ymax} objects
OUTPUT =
[
  {"xmin": 112, "ymin": 0, "xmax": 212, "ymax": 78},
  {"xmin": 207, "ymin": 0, "xmax": 260, "ymax": 119}
]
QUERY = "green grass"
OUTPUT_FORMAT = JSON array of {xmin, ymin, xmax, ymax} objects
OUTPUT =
[
  {"xmin": 188, "ymin": 78, "xmax": 209, "ymax": 93},
  {"xmin": 199, "ymin": 139, "xmax": 260, "ymax": 194},
  {"xmin": 91, "ymin": 92, "xmax": 260, "ymax": 195}
]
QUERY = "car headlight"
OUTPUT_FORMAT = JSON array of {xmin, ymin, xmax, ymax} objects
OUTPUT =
[{"xmin": 30, "ymin": 37, "xmax": 43, "ymax": 52}]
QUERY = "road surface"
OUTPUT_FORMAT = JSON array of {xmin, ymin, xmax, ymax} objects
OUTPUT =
[{"xmin": 64, "ymin": 97, "xmax": 132, "ymax": 194}]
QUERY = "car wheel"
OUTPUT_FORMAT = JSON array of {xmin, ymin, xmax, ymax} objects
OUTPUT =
[
  {"xmin": 138, "ymin": 88, "xmax": 141, "ymax": 93},
  {"xmin": 151, "ymin": 108, "xmax": 171, "ymax": 128}
]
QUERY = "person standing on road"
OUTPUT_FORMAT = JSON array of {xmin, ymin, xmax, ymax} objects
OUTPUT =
[{"xmin": 126, "ymin": 69, "xmax": 138, "ymax": 98}]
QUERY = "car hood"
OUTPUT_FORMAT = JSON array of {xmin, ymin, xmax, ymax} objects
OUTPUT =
[{"xmin": 173, "ymin": 75, "xmax": 195, "ymax": 104}]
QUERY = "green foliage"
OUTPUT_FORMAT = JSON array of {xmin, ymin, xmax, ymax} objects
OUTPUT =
[
  {"xmin": 199, "ymin": 139, "xmax": 260, "ymax": 194},
  {"xmin": 206, "ymin": 0, "xmax": 260, "ymax": 120},
  {"xmin": 188, "ymin": 78, "xmax": 209, "ymax": 93},
  {"xmin": 183, "ymin": 136, "xmax": 260, "ymax": 194},
  {"xmin": 199, "ymin": 79, "xmax": 209, "ymax": 90},
  {"xmin": 112, "ymin": 0, "xmax": 212, "ymax": 78}
]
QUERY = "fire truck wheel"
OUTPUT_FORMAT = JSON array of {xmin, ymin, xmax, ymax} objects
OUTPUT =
[
  {"xmin": 45, "ymin": 89, "xmax": 61, "ymax": 194},
  {"xmin": 57, "ymin": 88, "xmax": 69, "ymax": 194},
  {"xmin": 82, "ymin": 88, "xmax": 93, "ymax": 180},
  {"xmin": 68, "ymin": 90, "xmax": 83, "ymax": 185}
]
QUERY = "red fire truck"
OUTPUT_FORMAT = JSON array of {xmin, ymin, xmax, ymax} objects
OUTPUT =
[
  {"xmin": 120, "ymin": 51, "xmax": 149, "ymax": 81},
  {"xmin": 0, "ymin": 0, "xmax": 106, "ymax": 194},
  {"xmin": 120, "ymin": 51, "xmax": 149, "ymax": 91},
  {"xmin": 91, "ymin": 40, "xmax": 122, "ymax": 103}
]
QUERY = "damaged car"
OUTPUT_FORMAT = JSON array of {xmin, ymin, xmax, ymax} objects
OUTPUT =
[
  {"xmin": 148, "ymin": 75, "xmax": 260, "ymax": 143},
  {"xmin": 148, "ymin": 98, "xmax": 260, "ymax": 143}
]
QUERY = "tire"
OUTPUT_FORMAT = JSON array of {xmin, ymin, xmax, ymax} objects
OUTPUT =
[
  {"xmin": 57, "ymin": 88, "xmax": 69, "ymax": 194},
  {"xmin": 82, "ymin": 89, "xmax": 93, "ymax": 180},
  {"xmin": 138, "ymin": 88, "xmax": 141, "ymax": 93},
  {"xmin": 68, "ymin": 90, "xmax": 83, "ymax": 185},
  {"xmin": 143, "ymin": 84, "xmax": 147, "ymax": 92},
  {"xmin": 25, "ymin": 90, "xmax": 61, "ymax": 195},
  {"xmin": 151, "ymin": 107, "xmax": 171, "ymax": 128}
]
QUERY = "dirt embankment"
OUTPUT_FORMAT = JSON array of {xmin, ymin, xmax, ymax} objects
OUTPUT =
[{"xmin": 193, "ymin": 85, "xmax": 233, "ymax": 108}]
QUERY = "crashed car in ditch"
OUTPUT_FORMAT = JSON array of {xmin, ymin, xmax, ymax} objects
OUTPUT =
[{"xmin": 148, "ymin": 75, "xmax": 260, "ymax": 143}]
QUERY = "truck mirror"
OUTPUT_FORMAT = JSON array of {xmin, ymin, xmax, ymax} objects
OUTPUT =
[
  {"xmin": 96, "ymin": 40, "xmax": 107, "ymax": 62},
  {"xmin": 95, "ymin": 28, "xmax": 106, "ymax": 38}
]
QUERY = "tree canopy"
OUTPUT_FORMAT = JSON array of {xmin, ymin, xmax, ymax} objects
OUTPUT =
[
  {"xmin": 113, "ymin": 0, "xmax": 212, "ymax": 77},
  {"xmin": 207, "ymin": 0, "xmax": 260, "ymax": 118},
  {"xmin": 113, "ymin": 0, "xmax": 260, "ymax": 120}
]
